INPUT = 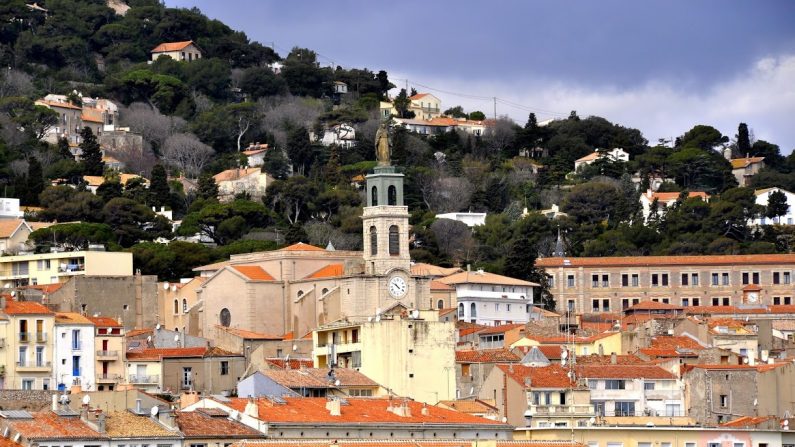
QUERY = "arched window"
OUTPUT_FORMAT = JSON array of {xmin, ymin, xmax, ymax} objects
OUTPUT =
[
  {"xmin": 370, "ymin": 226, "xmax": 377, "ymax": 255},
  {"xmin": 388, "ymin": 185, "xmax": 397, "ymax": 206},
  {"xmin": 173, "ymin": 300, "xmax": 178, "ymax": 314},
  {"xmin": 437, "ymin": 299, "xmax": 444, "ymax": 310},
  {"xmin": 219, "ymin": 308, "xmax": 231, "ymax": 327},
  {"xmin": 458, "ymin": 303, "xmax": 464, "ymax": 318},
  {"xmin": 371, "ymin": 186, "xmax": 378, "ymax": 206},
  {"xmin": 182, "ymin": 298, "xmax": 187, "ymax": 313},
  {"xmin": 470, "ymin": 302, "xmax": 477, "ymax": 317},
  {"xmin": 388, "ymin": 225, "xmax": 399, "ymax": 255}
]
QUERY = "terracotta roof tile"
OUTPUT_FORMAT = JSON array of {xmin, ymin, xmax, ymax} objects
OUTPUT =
[
  {"xmin": 126, "ymin": 328, "xmax": 152, "ymax": 337},
  {"xmin": 430, "ymin": 280, "xmax": 455, "ymax": 291},
  {"xmin": 498, "ymin": 364, "xmax": 574, "ymax": 388},
  {"xmin": 6, "ymin": 411, "xmax": 104, "ymax": 440},
  {"xmin": 126, "ymin": 346, "xmax": 239, "ymax": 361},
  {"xmin": 648, "ymin": 191, "xmax": 709, "ymax": 202},
  {"xmin": 409, "ymin": 93, "xmax": 431, "ymax": 100},
  {"xmin": 537, "ymin": 254, "xmax": 795, "ymax": 268},
  {"xmin": 224, "ymin": 397, "xmax": 506, "ymax": 425},
  {"xmin": 232, "ymin": 442, "xmax": 586, "ymax": 447},
  {"xmin": 437, "ymin": 400, "xmax": 498, "ymax": 414},
  {"xmin": 576, "ymin": 364, "xmax": 676, "ymax": 379},
  {"xmin": 438, "ymin": 271, "xmax": 538, "ymax": 287},
  {"xmin": 522, "ymin": 332, "xmax": 617, "ymax": 344},
  {"xmin": 719, "ymin": 415, "xmax": 776, "ymax": 428},
  {"xmin": 455, "ymin": 349, "xmax": 520, "ymax": 363},
  {"xmin": 104, "ymin": 410, "xmax": 179, "ymax": 437},
  {"xmin": 35, "ymin": 99, "xmax": 81, "ymax": 110},
  {"xmin": 478, "ymin": 323, "xmax": 525, "ymax": 335},
  {"xmin": 176, "ymin": 411, "xmax": 263, "ymax": 438},
  {"xmin": 4, "ymin": 299, "xmax": 53, "ymax": 315},
  {"xmin": 730, "ymin": 157, "xmax": 765, "ymax": 169},
  {"xmin": 151, "ymin": 40, "xmax": 197, "ymax": 53},
  {"xmin": 19, "ymin": 283, "xmax": 64, "ymax": 294},
  {"xmin": 574, "ymin": 354, "xmax": 645, "ymax": 365},
  {"xmin": 625, "ymin": 300, "xmax": 683, "ymax": 311},
  {"xmin": 280, "ymin": 242, "xmax": 325, "ymax": 252},
  {"xmin": 265, "ymin": 358, "xmax": 314, "ymax": 370},
  {"xmin": 216, "ymin": 326, "xmax": 283, "ymax": 340},
  {"xmin": 686, "ymin": 363, "xmax": 788, "ymax": 372},
  {"xmin": 231, "ymin": 265, "xmax": 276, "ymax": 281},
  {"xmin": 55, "ymin": 312, "xmax": 94, "ymax": 325},
  {"xmin": 264, "ymin": 368, "xmax": 378, "ymax": 389},
  {"xmin": 86, "ymin": 316, "xmax": 122, "ymax": 327},
  {"xmin": 0, "ymin": 219, "xmax": 29, "ymax": 238},
  {"xmin": 305, "ymin": 263, "xmax": 344, "ymax": 279}
]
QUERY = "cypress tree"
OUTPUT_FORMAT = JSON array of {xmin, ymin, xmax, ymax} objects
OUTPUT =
[
  {"xmin": 149, "ymin": 164, "xmax": 170, "ymax": 207},
  {"xmin": 79, "ymin": 128, "xmax": 104, "ymax": 176},
  {"xmin": 197, "ymin": 172, "xmax": 219, "ymax": 200}
]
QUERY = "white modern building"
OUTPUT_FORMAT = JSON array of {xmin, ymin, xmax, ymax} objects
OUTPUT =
[
  {"xmin": 0, "ymin": 198, "xmax": 23, "ymax": 219},
  {"xmin": 439, "ymin": 269, "xmax": 538, "ymax": 326},
  {"xmin": 435, "ymin": 212, "xmax": 487, "ymax": 227},
  {"xmin": 52, "ymin": 312, "xmax": 96, "ymax": 391},
  {"xmin": 579, "ymin": 364, "xmax": 684, "ymax": 417},
  {"xmin": 753, "ymin": 187, "xmax": 795, "ymax": 226}
]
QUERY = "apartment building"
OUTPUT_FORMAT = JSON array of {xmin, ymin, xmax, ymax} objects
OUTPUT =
[
  {"xmin": 87, "ymin": 316, "xmax": 125, "ymax": 391},
  {"xmin": 53, "ymin": 312, "xmax": 96, "ymax": 391},
  {"xmin": 1, "ymin": 298, "xmax": 55, "ymax": 390},
  {"xmin": 440, "ymin": 270, "xmax": 538, "ymax": 326},
  {"xmin": 536, "ymin": 254, "xmax": 795, "ymax": 314},
  {"xmin": 0, "ymin": 250, "xmax": 133, "ymax": 287},
  {"xmin": 577, "ymin": 364, "xmax": 684, "ymax": 418}
]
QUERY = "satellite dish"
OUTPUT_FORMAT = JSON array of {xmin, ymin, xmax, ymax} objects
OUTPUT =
[
  {"xmin": 589, "ymin": 417, "xmax": 596, "ymax": 424},
  {"xmin": 292, "ymin": 344, "xmax": 298, "ymax": 351},
  {"xmin": 174, "ymin": 334, "xmax": 180, "ymax": 342},
  {"xmin": 163, "ymin": 283, "xmax": 169, "ymax": 290},
  {"xmin": 501, "ymin": 417, "xmax": 507, "ymax": 423},
  {"xmin": 743, "ymin": 357, "xmax": 749, "ymax": 364},
  {"xmin": 375, "ymin": 315, "xmax": 381, "ymax": 322},
  {"xmin": 10, "ymin": 291, "xmax": 15, "ymax": 297},
  {"xmin": 3, "ymin": 284, "xmax": 10, "ymax": 289},
  {"xmin": 285, "ymin": 354, "xmax": 290, "ymax": 362},
  {"xmin": 785, "ymin": 419, "xmax": 790, "ymax": 426},
  {"xmin": 412, "ymin": 310, "xmax": 419, "ymax": 319},
  {"xmin": 81, "ymin": 395, "xmax": 90, "ymax": 405},
  {"xmin": 146, "ymin": 335, "xmax": 152, "ymax": 342},
  {"xmin": 561, "ymin": 350, "xmax": 569, "ymax": 360},
  {"xmin": 469, "ymin": 386, "xmax": 474, "ymax": 395},
  {"xmin": 171, "ymin": 285, "xmax": 177, "ymax": 292},
  {"xmin": 334, "ymin": 380, "xmax": 341, "ymax": 386},
  {"xmin": 753, "ymin": 398, "xmax": 758, "ymax": 406},
  {"xmin": 156, "ymin": 323, "xmax": 161, "ymax": 330},
  {"xmin": 150, "ymin": 406, "xmax": 159, "ymax": 416}
]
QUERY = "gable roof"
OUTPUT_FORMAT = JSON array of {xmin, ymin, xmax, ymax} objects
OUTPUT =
[
  {"xmin": 176, "ymin": 410, "xmax": 263, "ymax": 438},
  {"xmin": 431, "ymin": 280, "xmax": 455, "ymax": 291},
  {"xmin": 104, "ymin": 410, "xmax": 179, "ymax": 438},
  {"xmin": 575, "ymin": 364, "xmax": 675, "ymax": 379},
  {"xmin": 4, "ymin": 411, "xmax": 104, "ymax": 440},
  {"xmin": 264, "ymin": 368, "xmax": 378, "ymax": 389},
  {"xmin": 455, "ymin": 349, "xmax": 520, "ymax": 363},
  {"xmin": 305, "ymin": 263, "xmax": 344, "ymax": 279},
  {"xmin": 151, "ymin": 40, "xmax": 198, "ymax": 53},
  {"xmin": 231, "ymin": 265, "xmax": 276, "ymax": 281},
  {"xmin": 4, "ymin": 299, "xmax": 53, "ymax": 315},
  {"xmin": 86, "ymin": 316, "xmax": 122, "ymax": 327},
  {"xmin": 437, "ymin": 400, "xmax": 498, "ymax": 414},
  {"xmin": 411, "ymin": 263, "xmax": 463, "ymax": 277},
  {"xmin": 498, "ymin": 364, "xmax": 574, "ymax": 388},
  {"xmin": 265, "ymin": 358, "xmax": 314, "ymax": 370},
  {"xmin": 216, "ymin": 325, "xmax": 282, "ymax": 340},
  {"xmin": 213, "ymin": 167, "xmax": 262, "ymax": 183},
  {"xmin": 126, "ymin": 346, "xmax": 239, "ymax": 361},
  {"xmin": 55, "ymin": 312, "xmax": 94, "ymax": 325},
  {"xmin": 478, "ymin": 323, "xmax": 525, "ymax": 335},
  {"xmin": 280, "ymin": 242, "xmax": 325, "ymax": 252},
  {"xmin": 83, "ymin": 174, "xmax": 145, "ymax": 187},
  {"xmin": 575, "ymin": 152, "xmax": 600, "ymax": 163},
  {"xmin": 438, "ymin": 270, "xmax": 538, "ymax": 287},
  {"xmin": 0, "ymin": 219, "xmax": 30, "ymax": 238},
  {"xmin": 730, "ymin": 156, "xmax": 765, "ymax": 169}
]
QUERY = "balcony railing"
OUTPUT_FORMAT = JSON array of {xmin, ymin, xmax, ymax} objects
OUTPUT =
[
  {"xmin": 36, "ymin": 332, "xmax": 47, "ymax": 343},
  {"xmin": 18, "ymin": 332, "xmax": 31, "ymax": 343},
  {"xmin": 128, "ymin": 374, "xmax": 159, "ymax": 384},
  {"xmin": 59, "ymin": 264, "xmax": 85, "ymax": 273},
  {"xmin": 528, "ymin": 404, "xmax": 595, "ymax": 415},
  {"xmin": 181, "ymin": 381, "xmax": 193, "ymax": 390},
  {"xmin": 17, "ymin": 360, "xmax": 51, "ymax": 369},
  {"xmin": 72, "ymin": 342, "xmax": 82, "ymax": 351},
  {"xmin": 96, "ymin": 350, "xmax": 119, "ymax": 359},
  {"xmin": 97, "ymin": 373, "xmax": 122, "ymax": 383}
]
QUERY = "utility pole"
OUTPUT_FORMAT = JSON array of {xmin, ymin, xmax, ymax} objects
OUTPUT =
[{"xmin": 493, "ymin": 97, "xmax": 497, "ymax": 120}]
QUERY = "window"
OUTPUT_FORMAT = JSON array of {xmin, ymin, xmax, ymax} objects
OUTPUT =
[
  {"xmin": 461, "ymin": 363, "xmax": 471, "ymax": 377},
  {"xmin": 661, "ymin": 274, "xmax": 669, "ymax": 286},
  {"xmin": 559, "ymin": 392, "xmax": 566, "ymax": 405},
  {"xmin": 495, "ymin": 303, "xmax": 500, "ymax": 311},
  {"xmin": 774, "ymin": 296, "xmax": 781, "ymax": 305},
  {"xmin": 691, "ymin": 273, "xmax": 699, "ymax": 285},
  {"xmin": 644, "ymin": 382, "xmax": 655, "ymax": 390},
  {"xmin": 614, "ymin": 401, "xmax": 635, "ymax": 416},
  {"xmin": 685, "ymin": 443, "xmax": 696, "ymax": 447},
  {"xmin": 21, "ymin": 379, "xmax": 33, "ymax": 390},
  {"xmin": 712, "ymin": 297, "xmax": 719, "ymax": 306},
  {"xmin": 602, "ymin": 299, "xmax": 609, "ymax": 312},
  {"xmin": 681, "ymin": 273, "xmax": 688, "ymax": 286},
  {"xmin": 18, "ymin": 347, "xmax": 26, "ymax": 366},
  {"xmin": 602, "ymin": 274, "xmax": 609, "ymax": 287},
  {"xmin": 722, "ymin": 272, "xmax": 730, "ymax": 285},
  {"xmin": 774, "ymin": 272, "xmax": 781, "ymax": 284},
  {"xmin": 182, "ymin": 299, "xmax": 187, "ymax": 313},
  {"xmin": 371, "ymin": 186, "xmax": 377, "ymax": 206},
  {"xmin": 182, "ymin": 367, "xmax": 193, "ymax": 389},
  {"xmin": 592, "ymin": 274, "xmax": 599, "ymax": 288},
  {"xmin": 36, "ymin": 346, "xmax": 44, "ymax": 367},
  {"xmin": 220, "ymin": 361, "xmax": 229, "ymax": 375},
  {"xmin": 622, "ymin": 299, "xmax": 629, "ymax": 309},
  {"xmin": 173, "ymin": 300, "xmax": 178, "ymax": 314},
  {"xmin": 219, "ymin": 308, "xmax": 231, "ymax": 327},
  {"xmin": 652, "ymin": 274, "xmax": 659, "ymax": 286},
  {"xmin": 742, "ymin": 272, "xmax": 749, "ymax": 285},
  {"xmin": 785, "ymin": 272, "xmax": 792, "ymax": 284},
  {"xmin": 720, "ymin": 394, "xmax": 728, "ymax": 407},
  {"xmin": 693, "ymin": 298, "xmax": 700, "ymax": 306},
  {"xmin": 632, "ymin": 274, "xmax": 639, "ymax": 286},
  {"xmin": 712, "ymin": 273, "xmax": 719, "ymax": 285},
  {"xmin": 682, "ymin": 298, "xmax": 689, "ymax": 306},
  {"xmin": 567, "ymin": 275, "xmax": 575, "ymax": 287},
  {"xmin": 369, "ymin": 226, "xmax": 377, "ymax": 255},
  {"xmin": 458, "ymin": 303, "xmax": 464, "ymax": 318},
  {"xmin": 387, "ymin": 185, "xmax": 397, "ymax": 206},
  {"xmin": 753, "ymin": 272, "xmax": 760, "ymax": 284},
  {"xmin": 388, "ymin": 225, "xmax": 399, "ymax": 255},
  {"xmin": 507, "ymin": 304, "xmax": 511, "ymax": 312},
  {"xmin": 787, "ymin": 297, "xmax": 793, "ymax": 305},
  {"xmin": 592, "ymin": 299, "xmax": 599, "ymax": 313},
  {"xmin": 72, "ymin": 330, "xmax": 80, "ymax": 350},
  {"xmin": 605, "ymin": 380, "xmax": 625, "ymax": 390},
  {"xmin": 723, "ymin": 297, "xmax": 730, "ymax": 306},
  {"xmin": 437, "ymin": 300, "xmax": 444, "ymax": 310},
  {"xmin": 665, "ymin": 404, "xmax": 680, "ymax": 417},
  {"xmin": 470, "ymin": 303, "xmax": 477, "ymax": 318},
  {"xmin": 621, "ymin": 274, "xmax": 628, "ymax": 287}
]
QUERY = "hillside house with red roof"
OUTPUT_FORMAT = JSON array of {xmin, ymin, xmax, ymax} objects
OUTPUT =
[
  {"xmin": 408, "ymin": 92, "xmax": 442, "ymax": 120},
  {"xmin": 151, "ymin": 40, "xmax": 202, "ymax": 62}
]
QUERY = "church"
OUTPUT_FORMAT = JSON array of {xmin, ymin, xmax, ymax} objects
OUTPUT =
[{"xmin": 187, "ymin": 140, "xmax": 433, "ymax": 341}]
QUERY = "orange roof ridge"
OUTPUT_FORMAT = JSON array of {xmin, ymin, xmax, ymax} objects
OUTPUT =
[
  {"xmin": 151, "ymin": 40, "xmax": 197, "ymax": 53},
  {"xmin": 281, "ymin": 242, "xmax": 325, "ymax": 252},
  {"xmin": 305, "ymin": 263, "xmax": 344, "ymax": 279},
  {"xmin": 231, "ymin": 265, "xmax": 276, "ymax": 281}
]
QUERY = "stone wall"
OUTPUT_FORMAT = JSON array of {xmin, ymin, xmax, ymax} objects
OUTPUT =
[{"xmin": 0, "ymin": 390, "xmax": 59, "ymax": 411}]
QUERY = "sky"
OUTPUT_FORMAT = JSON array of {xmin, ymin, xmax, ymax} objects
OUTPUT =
[{"xmin": 166, "ymin": 0, "xmax": 795, "ymax": 152}]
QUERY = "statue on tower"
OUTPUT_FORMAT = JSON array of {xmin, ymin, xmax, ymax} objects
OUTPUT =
[{"xmin": 374, "ymin": 119, "xmax": 391, "ymax": 166}]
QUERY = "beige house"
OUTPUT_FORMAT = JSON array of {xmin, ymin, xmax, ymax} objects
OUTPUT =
[
  {"xmin": 87, "ymin": 315, "xmax": 125, "ymax": 391},
  {"xmin": 151, "ymin": 40, "xmax": 202, "ymax": 62},
  {"xmin": 674, "ymin": 317, "xmax": 759, "ymax": 360},
  {"xmin": 312, "ymin": 313, "xmax": 456, "ymax": 404},
  {"xmin": 409, "ymin": 93, "xmax": 442, "ymax": 120},
  {"xmin": 536, "ymin": 254, "xmax": 795, "ymax": 314},
  {"xmin": 83, "ymin": 173, "xmax": 148, "ymax": 194},
  {"xmin": 126, "ymin": 346, "xmax": 244, "ymax": 395},
  {"xmin": 213, "ymin": 167, "xmax": 273, "ymax": 202},
  {"xmin": 731, "ymin": 156, "xmax": 765, "ymax": 186},
  {"xmin": 34, "ymin": 97, "xmax": 83, "ymax": 144},
  {"xmin": 0, "ymin": 250, "xmax": 133, "ymax": 287},
  {"xmin": 0, "ymin": 219, "xmax": 33, "ymax": 254},
  {"xmin": 1, "ymin": 297, "xmax": 55, "ymax": 390}
]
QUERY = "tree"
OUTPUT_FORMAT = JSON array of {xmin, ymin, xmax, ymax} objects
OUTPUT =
[
  {"xmin": 39, "ymin": 186, "xmax": 104, "ymax": 223},
  {"xmin": 57, "ymin": 137, "xmax": 73, "ymax": 160},
  {"xmin": 679, "ymin": 124, "xmax": 728, "ymax": 151},
  {"xmin": 443, "ymin": 106, "xmax": 467, "ymax": 118},
  {"xmin": 469, "ymin": 111, "xmax": 486, "ymax": 121},
  {"xmin": 431, "ymin": 218, "xmax": 473, "ymax": 263},
  {"xmin": 103, "ymin": 197, "xmax": 157, "ymax": 246},
  {"xmin": 262, "ymin": 148, "xmax": 290, "ymax": 180},
  {"xmin": 766, "ymin": 190, "xmax": 789, "ymax": 223},
  {"xmin": 376, "ymin": 70, "xmax": 393, "ymax": 100},
  {"xmin": 197, "ymin": 173, "xmax": 219, "ymax": 200},
  {"xmin": 239, "ymin": 66, "xmax": 288, "ymax": 100},
  {"xmin": 281, "ymin": 47, "xmax": 332, "ymax": 97},
  {"xmin": 25, "ymin": 157, "xmax": 44, "ymax": 206},
  {"xmin": 285, "ymin": 126, "xmax": 316, "ymax": 176},
  {"xmin": 392, "ymin": 89, "xmax": 412, "ymax": 118},
  {"xmin": 79, "ymin": 127, "xmax": 104, "ymax": 176},
  {"xmin": 162, "ymin": 133, "xmax": 214, "ymax": 178},
  {"xmin": 149, "ymin": 164, "xmax": 170, "ymax": 207},
  {"xmin": 264, "ymin": 176, "xmax": 319, "ymax": 224},
  {"xmin": 736, "ymin": 122, "xmax": 751, "ymax": 155},
  {"xmin": 562, "ymin": 182, "xmax": 621, "ymax": 225},
  {"xmin": 29, "ymin": 223, "xmax": 115, "ymax": 252},
  {"xmin": 96, "ymin": 180, "xmax": 123, "ymax": 203}
]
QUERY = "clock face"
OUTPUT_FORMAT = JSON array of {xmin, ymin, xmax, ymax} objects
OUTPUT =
[
  {"xmin": 388, "ymin": 276, "xmax": 408, "ymax": 298},
  {"xmin": 748, "ymin": 292, "xmax": 759, "ymax": 303}
]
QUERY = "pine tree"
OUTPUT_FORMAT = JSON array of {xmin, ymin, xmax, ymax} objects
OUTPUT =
[
  {"xmin": 79, "ymin": 127, "xmax": 104, "ymax": 176},
  {"xmin": 148, "ymin": 164, "xmax": 170, "ymax": 207},
  {"xmin": 25, "ymin": 157, "xmax": 44, "ymax": 206},
  {"xmin": 197, "ymin": 172, "xmax": 219, "ymax": 200},
  {"xmin": 737, "ymin": 122, "xmax": 751, "ymax": 155},
  {"xmin": 57, "ymin": 137, "xmax": 72, "ymax": 160},
  {"xmin": 504, "ymin": 236, "xmax": 535, "ymax": 281},
  {"xmin": 322, "ymin": 145, "xmax": 344, "ymax": 186}
]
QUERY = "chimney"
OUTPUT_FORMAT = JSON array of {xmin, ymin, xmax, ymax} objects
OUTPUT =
[
  {"xmin": 326, "ymin": 399, "xmax": 341, "ymax": 416},
  {"xmin": 749, "ymin": 356, "xmax": 756, "ymax": 366},
  {"xmin": 611, "ymin": 352, "xmax": 617, "ymax": 365},
  {"xmin": 244, "ymin": 397, "xmax": 259, "ymax": 418},
  {"xmin": 97, "ymin": 413, "xmax": 106, "ymax": 434},
  {"xmin": 157, "ymin": 408, "xmax": 177, "ymax": 429},
  {"xmin": 421, "ymin": 403, "xmax": 429, "ymax": 416},
  {"xmin": 51, "ymin": 394, "xmax": 59, "ymax": 412},
  {"xmin": 135, "ymin": 399, "xmax": 142, "ymax": 413}
]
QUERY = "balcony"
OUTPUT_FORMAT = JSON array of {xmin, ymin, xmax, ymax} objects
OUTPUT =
[
  {"xmin": 16, "ymin": 361, "xmax": 51, "ymax": 371},
  {"xmin": 644, "ymin": 388, "xmax": 682, "ymax": 400},
  {"xmin": 19, "ymin": 332, "xmax": 31, "ymax": 343},
  {"xmin": 58, "ymin": 263, "xmax": 85, "ymax": 274},
  {"xmin": 36, "ymin": 333, "xmax": 47, "ymax": 343},
  {"xmin": 527, "ymin": 404, "xmax": 595, "ymax": 416},
  {"xmin": 96, "ymin": 350, "xmax": 119, "ymax": 360},
  {"xmin": 96, "ymin": 373, "xmax": 122, "ymax": 383},
  {"xmin": 181, "ymin": 381, "xmax": 193, "ymax": 390},
  {"xmin": 128, "ymin": 374, "xmax": 159, "ymax": 384}
]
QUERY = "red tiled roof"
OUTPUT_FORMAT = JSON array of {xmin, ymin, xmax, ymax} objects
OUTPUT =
[
  {"xmin": 216, "ymin": 326, "xmax": 282, "ymax": 340},
  {"xmin": 720, "ymin": 415, "xmax": 776, "ymax": 428},
  {"xmin": 232, "ymin": 441, "xmax": 585, "ymax": 447},
  {"xmin": 19, "ymin": 283, "xmax": 64, "ymax": 294},
  {"xmin": 648, "ymin": 191, "xmax": 709, "ymax": 202},
  {"xmin": 4, "ymin": 299, "xmax": 53, "ymax": 315},
  {"xmin": 498, "ymin": 364, "xmax": 574, "ymax": 388},
  {"xmin": 305, "ymin": 263, "xmax": 344, "ymax": 279},
  {"xmin": 176, "ymin": 411, "xmax": 263, "ymax": 438},
  {"xmin": 231, "ymin": 265, "xmax": 276, "ymax": 281},
  {"xmin": 280, "ymin": 242, "xmax": 325, "ymax": 252},
  {"xmin": 686, "ymin": 363, "xmax": 788, "ymax": 373},
  {"xmin": 576, "ymin": 364, "xmax": 676, "ymax": 379},
  {"xmin": 431, "ymin": 280, "xmax": 455, "ymax": 291},
  {"xmin": 265, "ymin": 368, "xmax": 378, "ymax": 389},
  {"xmin": 151, "ymin": 40, "xmax": 197, "ymax": 52},
  {"xmin": 459, "ymin": 324, "xmax": 489, "ymax": 337},
  {"xmin": 410, "ymin": 93, "xmax": 431, "ymax": 100},
  {"xmin": 575, "ymin": 354, "xmax": 646, "ymax": 365},
  {"xmin": 455, "ymin": 349, "xmax": 520, "ymax": 363},
  {"xmin": 126, "ymin": 346, "xmax": 238, "ymax": 361},
  {"xmin": 126, "ymin": 328, "xmax": 152, "ymax": 337},
  {"xmin": 0, "ymin": 219, "xmax": 29, "ymax": 238},
  {"xmin": 523, "ymin": 332, "xmax": 617, "ymax": 344},
  {"xmin": 437, "ymin": 399, "xmax": 498, "ymax": 414},
  {"xmin": 625, "ymin": 300, "xmax": 683, "ymax": 311},
  {"xmin": 639, "ymin": 335, "xmax": 705, "ymax": 358},
  {"xmin": 580, "ymin": 321, "xmax": 615, "ymax": 333},
  {"xmin": 35, "ymin": 99, "xmax": 81, "ymax": 110},
  {"xmin": 224, "ymin": 397, "xmax": 506, "ymax": 425},
  {"xmin": 7, "ymin": 411, "xmax": 104, "ymax": 440},
  {"xmin": 537, "ymin": 254, "xmax": 795, "ymax": 268},
  {"xmin": 438, "ymin": 271, "xmax": 538, "ymax": 287},
  {"xmin": 86, "ymin": 316, "xmax": 122, "ymax": 327},
  {"xmin": 478, "ymin": 323, "xmax": 525, "ymax": 335},
  {"xmin": 730, "ymin": 157, "xmax": 765, "ymax": 169},
  {"xmin": 265, "ymin": 358, "xmax": 314, "ymax": 369}
]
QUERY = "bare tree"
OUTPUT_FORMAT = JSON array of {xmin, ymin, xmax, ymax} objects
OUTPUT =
[
  {"xmin": 481, "ymin": 117, "xmax": 516, "ymax": 156},
  {"xmin": 431, "ymin": 218, "xmax": 474, "ymax": 263},
  {"xmin": 0, "ymin": 69, "xmax": 34, "ymax": 99},
  {"xmin": 0, "ymin": 114, "xmax": 27, "ymax": 147},
  {"xmin": 9, "ymin": 159, "xmax": 29, "ymax": 177},
  {"xmin": 258, "ymin": 95, "xmax": 324, "ymax": 148},
  {"xmin": 304, "ymin": 221, "xmax": 361, "ymax": 250},
  {"xmin": 162, "ymin": 133, "xmax": 215, "ymax": 178},
  {"xmin": 427, "ymin": 177, "xmax": 474, "ymax": 213},
  {"xmin": 118, "ymin": 102, "xmax": 186, "ymax": 153}
]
